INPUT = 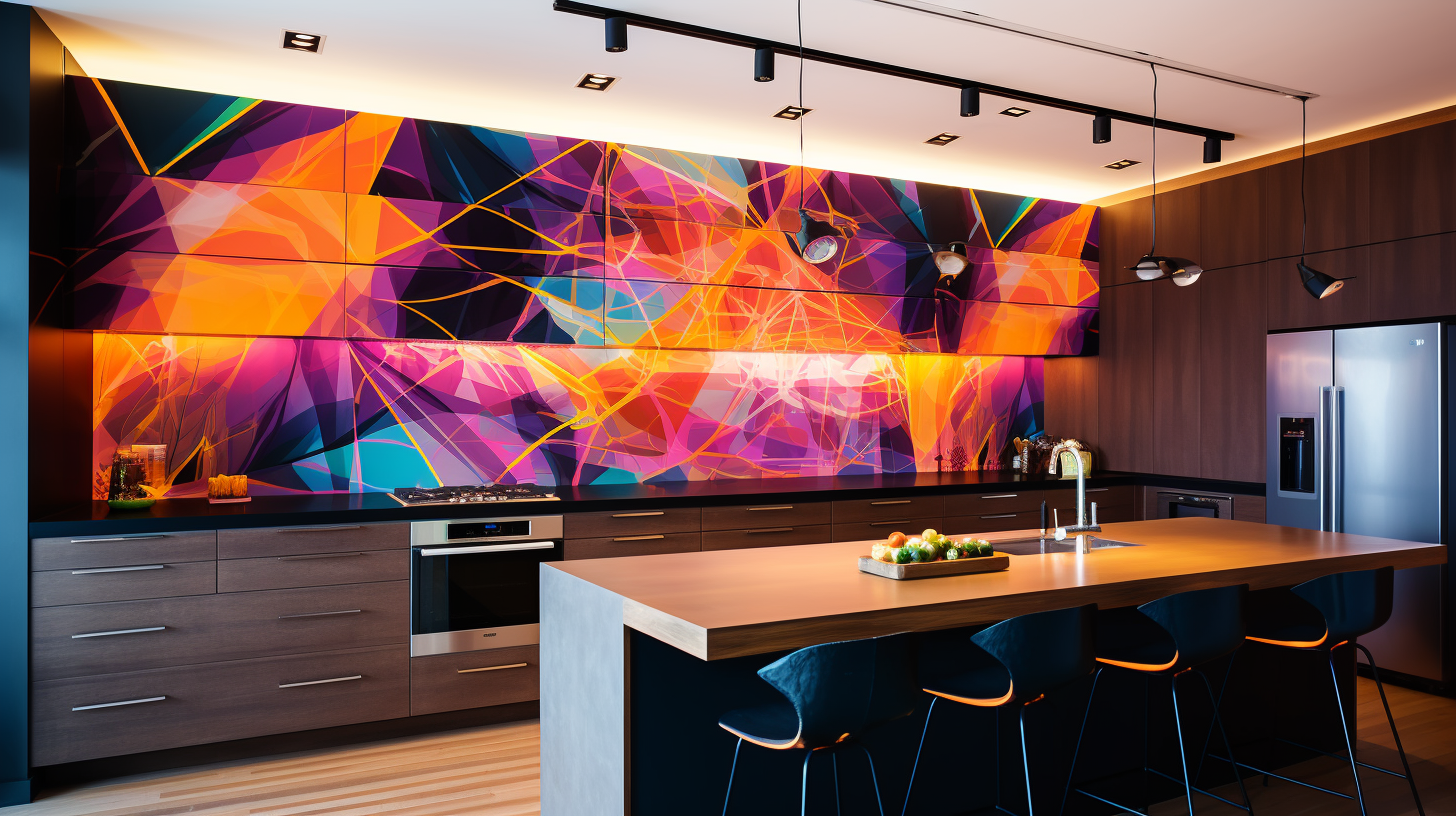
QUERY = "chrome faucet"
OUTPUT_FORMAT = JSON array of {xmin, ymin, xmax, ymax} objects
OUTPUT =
[{"xmin": 1049, "ymin": 441, "xmax": 1101, "ymax": 536}]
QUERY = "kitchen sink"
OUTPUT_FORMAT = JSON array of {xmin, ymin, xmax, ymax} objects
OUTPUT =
[{"xmin": 991, "ymin": 536, "xmax": 1142, "ymax": 556}]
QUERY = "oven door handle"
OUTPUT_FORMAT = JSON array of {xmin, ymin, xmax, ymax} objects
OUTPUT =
[{"xmin": 417, "ymin": 541, "xmax": 556, "ymax": 556}]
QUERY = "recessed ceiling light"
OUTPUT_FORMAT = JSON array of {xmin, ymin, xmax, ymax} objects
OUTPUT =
[
  {"xmin": 576, "ymin": 73, "xmax": 619, "ymax": 91},
  {"xmin": 924, "ymin": 132, "xmax": 960, "ymax": 146},
  {"xmin": 281, "ymin": 30, "xmax": 324, "ymax": 53},
  {"xmin": 1104, "ymin": 158, "xmax": 1141, "ymax": 170},
  {"xmin": 1000, "ymin": 107, "xmax": 1030, "ymax": 117},
  {"xmin": 773, "ymin": 105, "xmax": 812, "ymax": 120}
]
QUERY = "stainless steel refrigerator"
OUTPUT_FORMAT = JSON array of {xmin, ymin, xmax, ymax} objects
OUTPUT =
[{"xmin": 1267, "ymin": 322, "xmax": 1447, "ymax": 684}]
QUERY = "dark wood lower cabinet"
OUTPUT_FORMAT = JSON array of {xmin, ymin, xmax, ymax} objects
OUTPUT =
[
  {"xmin": 831, "ymin": 516, "xmax": 941, "ymax": 543},
  {"xmin": 943, "ymin": 510, "xmax": 1043, "ymax": 535},
  {"xmin": 409, "ymin": 647, "xmax": 539, "ymax": 717},
  {"xmin": 31, "ymin": 560, "xmax": 216, "ymax": 608},
  {"xmin": 217, "ymin": 549, "xmax": 408, "ymax": 593},
  {"xmin": 31, "ymin": 645, "xmax": 409, "ymax": 766},
  {"xmin": 701, "ymin": 525, "xmax": 832, "ymax": 551},
  {"xmin": 565, "ymin": 532, "xmax": 700, "ymax": 560}
]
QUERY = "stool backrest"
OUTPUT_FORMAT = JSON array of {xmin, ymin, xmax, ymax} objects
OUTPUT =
[
  {"xmin": 970, "ymin": 604, "xmax": 1096, "ymax": 699},
  {"xmin": 758, "ymin": 633, "xmax": 917, "ymax": 749},
  {"xmin": 1139, "ymin": 584, "xmax": 1247, "ymax": 668},
  {"xmin": 1292, "ymin": 566, "xmax": 1394, "ymax": 644}
]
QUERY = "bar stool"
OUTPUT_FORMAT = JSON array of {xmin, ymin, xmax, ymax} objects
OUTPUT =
[
  {"xmin": 1227, "ymin": 566, "xmax": 1424, "ymax": 816},
  {"xmin": 902, "ymin": 604, "xmax": 1097, "ymax": 816},
  {"xmin": 718, "ymin": 633, "xmax": 918, "ymax": 816},
  {"xmin": 1062, "ymin": 584, "xmax": 1254, "ymax": 816}
]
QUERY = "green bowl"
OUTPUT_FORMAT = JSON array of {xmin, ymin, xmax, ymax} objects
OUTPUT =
[{"xmin": 107, "ymin": 498, "xmax": 156, "ymax": 511}]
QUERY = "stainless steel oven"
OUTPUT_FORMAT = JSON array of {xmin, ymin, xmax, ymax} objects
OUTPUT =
[
  {"xmin": 410, "ymin": 515, "xmax": 563, "ymax": 656},
  {"xmin": 1155, "ymin": 489, "xmax": 1233, "ymax": 520}
]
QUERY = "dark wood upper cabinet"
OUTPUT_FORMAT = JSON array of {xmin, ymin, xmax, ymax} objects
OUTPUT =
[
  {"xmin": 1262, "ymin": 142, "xmax": 1369, "ymax": 258},
  {"xmin": 1096, "ymin": 284, "xmax": 1154, "ymax": 472},
  {"xmin": 1043, "ymin": 356, "xmax": 1098, "ymax": 453},
  {"xmin": 1266, "ymin": 246, "xmax": 1370, "ymax": 330},
  {"xmin": 1201, "ymin": 171, "xmax": 1263, "ymax": 270},
  {"xmin": 1153, "ymin": 185, "xmax": 1202, "ymax": 264},
  {"xmin": 1369, "ymin": 119, "xmax": 1456, "ymax": 243},
  {"xmin": 1200, "ymin": 263, "xmax": 1266, "ymax": 483},
  {"xmin": 1367, "ymin": 233, "xmax": 1456, "ymax": 322},
  {"xmin": 1151, "ymin": 279, "xmax": 1201, "ymax": 477},
  {"xmin": 1100, "ymin": 199, "xmax": 1153, "ymax": 286}
]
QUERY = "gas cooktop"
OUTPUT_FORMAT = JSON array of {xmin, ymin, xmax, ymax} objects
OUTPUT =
[{"xmin": 390, "ymin": 484, "xmax": 560, "ymax": 506}]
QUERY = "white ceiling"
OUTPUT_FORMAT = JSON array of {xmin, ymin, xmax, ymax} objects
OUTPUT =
[{"xmin": 35, "ymin": 0, "xmax": 1456, "ymax": 203}]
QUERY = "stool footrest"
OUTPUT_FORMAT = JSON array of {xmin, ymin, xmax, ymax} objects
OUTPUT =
[{"xmin": 1207, "ymin": 754, "xmax": 1355, "ymax": 800}]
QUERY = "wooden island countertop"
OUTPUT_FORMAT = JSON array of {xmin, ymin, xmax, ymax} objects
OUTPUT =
[{"xmin": 545, "ymin": 517, "xmax": 1446, "ymax": 661}]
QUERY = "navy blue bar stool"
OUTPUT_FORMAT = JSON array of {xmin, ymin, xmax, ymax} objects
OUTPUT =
[
  {"xmin": 1062, "ymin": 584, "xmax": 1254, "ymax": 816},
  {"xmin": 1224, "ymin": 566, "xmax": 1423, "ymax": 816},
  {"xmin": 902, "ymin": 604, "xmax": 1097, "ymax": 816},
  {"xmin": 718, "ymin": 633, "xmax": 918, "ymax": 816}
]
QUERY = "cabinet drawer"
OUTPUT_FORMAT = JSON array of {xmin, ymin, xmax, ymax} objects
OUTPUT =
[
  {"xmin": 218, "ymin": 549, "xmax": 408, "ymax": 593},
  {"xmin": 32, "ymin": 645, "xmax": 408, "ymax": 766},
  {"xmin": 831, "ymin": 517, "xmax": 941, "ymax": 543},
  {"xmin": 32, "ymin": 530, "xmax": 216, "ymax": 572},
  {"xmin": 702, "ymin": 525, "xmax": 833, "ymax": 551},
  {"xmin": 702, "ymin": 501, "xmax": 832, "ymax": 531},
  {"xmin": 942, "ymin": 490, "xmax": 1044, "ymax": 517},
  {"xmin": 563, "ymin": 507, "xmax": 700, "ymax": 538},
  {"xmin": 565, "ymin": 532, "xmax": 700, "ymax": 560},
  {"xmin": 31, "ymin": 561, "xmax": 215, "ymax": 608},
  {"xmin": 218, "ymin": 523, "xmax": 407, "ymax": 559},
  {"xmin": 410, "ymin": 646, "xmax": 539, "ymax": 716},
  {"xmin": 943, "ymin": 510, "xmax": 1043, "ymax": 536},
  {"xmin": 1045, "ymin": 486, "xmax": 1134, "ymax": 512},
  {"xmin": 32, "ymin": 581, "xmax": 409, "ymax": 681},
  {"xmin": 833, "ymin": 496, "xmax": 945, "ymax": 524},
  {"xmin": 1096, "ymin": 504, "xmax": 1135, "ymax": 524}
]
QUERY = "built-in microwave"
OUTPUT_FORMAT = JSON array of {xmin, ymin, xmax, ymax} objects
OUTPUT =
[
  {"xmin": 409, "ymin": 515, "xmax": 563, "ymax": 656},
  {"xmin": 1155, "ymin": 490, "xmax": 1233, "ymax": 521}
]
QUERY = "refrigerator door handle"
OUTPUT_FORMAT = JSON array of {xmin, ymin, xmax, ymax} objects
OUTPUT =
[
  {"xmin": 1318, "ymin": 386, "xmax": 1330, "ymax": 532},
  {"xmin": 1330, "ymin": 385, "xmax": 1344, "ymax": 533},
  {"xmin": 1318, "ymin": 385, "xmax": 1345, "ymax": 533}
]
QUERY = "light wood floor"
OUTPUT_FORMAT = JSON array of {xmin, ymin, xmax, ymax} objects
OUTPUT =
[{"xmin": 10, "ymin": 677, "xmax": 1455, "ymax": 815}]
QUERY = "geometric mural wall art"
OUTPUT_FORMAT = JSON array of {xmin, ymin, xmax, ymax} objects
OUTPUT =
[{"xmin": 70, "ymin": 76, "xmax": 1095, "ymax": 494}]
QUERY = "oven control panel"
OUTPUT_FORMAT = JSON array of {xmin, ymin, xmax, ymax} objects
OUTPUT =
[{"xmin": 411, "ymin": 515, "xmax": 564, "ymax": 547}]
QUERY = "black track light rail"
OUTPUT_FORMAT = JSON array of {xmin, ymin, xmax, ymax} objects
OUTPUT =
[{"xmin": 553, "ymin": 0, "xmax": 1235, "ymax": 144}]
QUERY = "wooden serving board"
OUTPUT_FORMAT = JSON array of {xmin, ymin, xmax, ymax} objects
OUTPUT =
[{"xmin": 858, "ymin": 553, "xmax": 1010, "ymax": 580}]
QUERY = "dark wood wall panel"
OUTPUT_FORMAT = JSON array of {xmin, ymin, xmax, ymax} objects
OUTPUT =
[
  {"xmin": 1366, "ymin": 234, "xmax": 1456, "ymax": 321},
  {"xmin": 1266, "ymin": 246, "xmax": 1370, "ymax": 330},
  {"xmin": 1200, "ymin": 263, "xmax": 1266, "ymax": 483},
  {"xmin": 1151, "ymin": 281, "xmax": 1201, "ymax": 477},
  {"xmin": 1369, "ymin": 119, "xmax": 1456, "ymax": 242},
  {"xmin": 1153, "ymin": 185, "xmax": 1203, "ymax": 263},
  {"xmin": 1096, "ymin": 284, "xmax": 1153, "ymax": 472},
  {"xmin": 1201, "ymin": 171, "xmax": 1263, "ymax": 270},
  {"xmin": 1262, "ymin": 143, "xmax": 1369, "ymax": 258},
  {"xmin": 1101, "ymin": 199, "xmax": 1153, "ymax": 286},
  {"xmin": 1044, "ymin": 356, "xmax": 1098, "ymax": 453}
]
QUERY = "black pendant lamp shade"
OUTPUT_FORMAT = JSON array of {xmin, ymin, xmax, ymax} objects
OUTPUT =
[
  {"xmin": 794, "ymin": 209, "xmax": 842, "ymax": 264},
  {"xmin": 933, "ymin": 241, "xmax": 970, "ymax": 276},
  {"xmin": 605, "ymin": 16, "xmax": 628, "ymax": 52},
  {"xmin": 754, "ymin": 47, "xmax": 774, "ymax": 81},
  {"xmin": 1298, "ymin": 262, "xmax": 1344, "ymax": 299}
]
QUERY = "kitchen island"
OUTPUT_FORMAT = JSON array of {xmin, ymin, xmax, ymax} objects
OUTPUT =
[{"xmin": 541, "ymin": 517, "xmax": 1445, "ymax": 816}]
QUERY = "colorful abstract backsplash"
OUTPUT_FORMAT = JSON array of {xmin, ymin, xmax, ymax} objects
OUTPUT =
[{"xmin": 70, "ymin": 78, "xmax": 1097, "ymax": 497}]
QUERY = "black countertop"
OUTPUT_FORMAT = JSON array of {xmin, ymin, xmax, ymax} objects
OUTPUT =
[{"xmin": 29, "ymin": 471, "xmax": 1263, "ymax": 537}]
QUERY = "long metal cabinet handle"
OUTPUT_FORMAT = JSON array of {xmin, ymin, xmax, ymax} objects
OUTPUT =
[
  {"xmin": 278, "ymin": 674, "xmax": 363, "ymax": 689},
  {"xmin": 747, "ymin": 527, "xmax": 794, "ymax": 534},
  {"xmin": 747, "ymin": 505, "xmax": 794, "ymax": 511},
  {"xmin": 72, "ymin": 696, "xmax": 166, "ymax": 712},
  {"xmin": 980, "ymin": 514, "xmax": 1018, "ymax": 520},
  {"xmin": 72, "ymin": 626, "xmax": 167, "ymax": 639},
  {"xmin": 67, "ymin": 535, "xmax": 165, "ymax": 544},
  {"xmin": 870, "ymin": 500, "xmax": 912, "ymax": 506},
  {"xmin": 868, "ymin": 521, "xmax": 903, "ymax": 527},
  {"xmin": 611, "ymin": 511, "xmax": 664, "ymax": 518},
  {"xmin": 277, "ymin": 609, "xmax": 363, "ymax": 620},
  {"xmin": 277, "ymin": 552, "xmax": 364, "ymax": 561},
  {"xmin": 613, "ymin": 534, "xmax": 665, "ymax": 542},
  {"xmin": 980, "ymin": 494, "xmax": 1019, "ymax": 500},
  {"xmin": 274, "ymin": 525, "xmax": 363, "ymax": 533},
  {"xmin": 1319, "ymin": 386, "xmax": 1331, "ymax": 532},
  {"xmin": 458, "ymin": 663, "xmax": 529, "ymax": 674},
  {"xmin": 70, "ymin": 565, "xmax": 164, "ymax": 575},
  {"xmin": 419, "ymin": 541, "xmax": 555, "ymax": 556},
  {"xmin": 1331, "ymin": 385, "xmax": 1344, "ymax": 533}
]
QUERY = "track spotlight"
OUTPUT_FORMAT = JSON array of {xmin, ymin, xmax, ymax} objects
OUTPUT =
[
  {"xmin": 960, "ymin": 86, "xmax": 980, "ymax": 117},
  {"xmin": 1203, "ymin": 135, "xmax": 1221, "ymax": 163},
  {"xmin": 1298, "ymin": 262, "xmax": 1345, "ymax": 299},
  {"xmin": 1093, "ymin": 113, "xmax": 1112, "ymax": 144},
  {"xmin": 754, "ymin": 47, "xmax": 775, "ymax": 82},
  {"xmin": 933, "ymin": 242, "xmax": 970, "ymax": 276},
  {"xmin": 605, "ymin": 16, "xmax": 628, "ymax": 52},
  {"xmin": 792, "ymin": 209, "xmax": 842, "ymax": 264}
]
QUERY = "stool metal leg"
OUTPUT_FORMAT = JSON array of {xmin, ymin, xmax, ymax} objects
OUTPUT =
[
  {"xmin": 1194, "ymin": 668, "xmax": 1254, "ymax": 814},
  {"xmin": 1170, "ymin": 673, "xmax": 1196, "ymax": 816},
  {"xmin": 901, "ymin": 696, "xmax": 937, "ymax": 816},
  {"xmin": 721, "ymin": 737, "xmax": 743, "ymax": 816},
  {"xmin": 1354, "ymin": 642, "xmax": 1425, "ymax": 816},
  {"xmin": 1328, "ymin": 653, "xmax": 1369, "ymax": 816},
  {"xmin": 1059, "ymin": 668, "xmax": 1102, "ymax": 816},
  {"xmin": 833, "ymin": 753, "xmax": 842, "ymax": 816},
  {"xmin": 859, "ymin": 744, "xmax": 887, "ymax": 816},
  {"xmin": 802, "ymin": 751, "xmax": 815, "ymax": 816},
  {"xmin": 1018, "ymin": 703, "xmax": 1036, "ymax": 816}
]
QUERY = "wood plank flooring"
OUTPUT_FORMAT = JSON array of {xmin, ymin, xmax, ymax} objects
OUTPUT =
[{"xmin": 10, "ymin": 677, "xmax": 1456, "ymax": 815}]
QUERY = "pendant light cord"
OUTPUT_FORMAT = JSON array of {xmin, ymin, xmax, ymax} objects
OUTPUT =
[
  {"xmin": 798, "ymin": 0, "xmax": 805, "ymax": 211},
  {"xmin": 1149, "ymin": 62, "xmax": 1157, "ymax": 256},
  {"xmin": 1300, "ymin": 95, "xmax": 1307, "ymax": 262}
]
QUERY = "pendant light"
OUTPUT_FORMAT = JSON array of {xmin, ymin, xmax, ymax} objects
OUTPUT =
[
  {"xmin": 1129, "ymin": 64, "xmax": 1204, "ymax": 287},
  {"xmin": 787, "ymin": 0, "xmax": 842, "ymax": 263},
  {"xmin": 932, "ymin": 241, "xmax": 970, "ymax": 276},
  {"xmin": 1294, "ymin": 97, "xmax": 1345, "ymax": 299}
]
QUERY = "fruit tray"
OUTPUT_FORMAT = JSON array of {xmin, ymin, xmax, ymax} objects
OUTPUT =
[{"xmin": 858, "ymin": 552, "xmax": 1010, "ymax": 580}]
